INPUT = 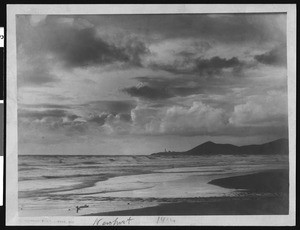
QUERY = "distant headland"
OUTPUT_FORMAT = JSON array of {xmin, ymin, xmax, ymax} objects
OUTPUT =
[{"xmin": 151, "ymin": 138, "xmax": 288, "ymax": 156}]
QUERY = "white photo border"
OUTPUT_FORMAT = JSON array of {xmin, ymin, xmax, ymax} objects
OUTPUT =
[{"xmin": 6, "ymin": 4, "xmax": 296, "ymax": 226}]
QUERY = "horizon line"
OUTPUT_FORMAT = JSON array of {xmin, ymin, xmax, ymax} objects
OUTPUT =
[{"xmin": 18, "ymin": 137, "xmax": 288, "ymax": 156}]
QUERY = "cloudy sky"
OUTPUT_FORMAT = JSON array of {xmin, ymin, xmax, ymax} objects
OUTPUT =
[{"xmin": 16, "ymin": 13, "xmax": 288, "ymax": 155}]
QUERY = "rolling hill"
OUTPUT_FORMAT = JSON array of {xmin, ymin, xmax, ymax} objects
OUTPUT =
[{"xmin": 151, "ymin": 138, "xmax": 288, "ymax": 156}]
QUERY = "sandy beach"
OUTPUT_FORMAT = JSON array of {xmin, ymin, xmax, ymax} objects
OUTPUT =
[
  {"xmin": 18, "ymin": 155, "xmax": 289, "ymax": 216},
  {"xmin": 85, "ymin": 169, "xmax": 289, "ymax": 216},
  {"xmin": 85, "ymin": 196, "xmax": 288, "ymax": 216}
]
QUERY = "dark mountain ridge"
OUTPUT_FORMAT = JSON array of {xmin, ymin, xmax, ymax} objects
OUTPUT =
[{"xmin": 151, "ymin": 138, "xmax": 288, "ymax": 156}]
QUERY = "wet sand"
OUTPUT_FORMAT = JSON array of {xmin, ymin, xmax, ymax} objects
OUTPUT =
[
  {"xmin": 85, "ymin": 169, "xmax": 289, "ymax": 216},
  {"xmin": 208, "ymin": 169, "xmax": 289, "ymax": 193}
]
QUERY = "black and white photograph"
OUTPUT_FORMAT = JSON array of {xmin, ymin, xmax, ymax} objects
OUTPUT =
[{"xmin": 6, "ymin": 4, "xmax": 296, "ymax": 226}]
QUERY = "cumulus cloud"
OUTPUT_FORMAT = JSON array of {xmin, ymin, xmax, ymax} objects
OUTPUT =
[
  {"xmin": 18, "ymin": 89, "xmax": 289, "ymax": 141},
  {"xmin": 131, "ymin": 106, "xmax": 161, "ymax": 130},
  {"xmin": 19, "ymin": 100, "xmax": 136, "ymax": 124},
  {"xmin": 18, "ymin": 109, "xmax": 84, "ymax": 135},
  {"xmin": 102, "ymin": 113, "xmax": 133, "ymax": 135},
  {"xmin": 87, "ymin": 113, "xmax": 109, "ymax": 125},
  {"xmin": 160, "ymin": 102, "xmax": 228, "ymax": 135},
  {"xmin": 229, "ymin": 90, "xmax": 288, "ymax": 126},
  {"xmin": 18, "ymin": 101, "xmax": 135, "ymax": 138},
  {"xmin": 129, "ymin": 101, "xmax": 229, "ymax": 136},
  {"xmin": 85, "ymin": 112, "xmax": 132, "ymax": 128},
  {"xmin": 126, "ymin": 91, "xmax": 288, "ymax": 137}
]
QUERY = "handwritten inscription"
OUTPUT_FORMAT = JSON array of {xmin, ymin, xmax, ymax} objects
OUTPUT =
[
  {"xmin": 93, "ymin": 217, "xmax": 134, "ymax": 226},
  {"xmin": 157, "ymin": 216, "xmax": 176, "ymax": 224},
  {"xmin": 23, "ymin": 219, "xmax": 75, "ymax": 225}
]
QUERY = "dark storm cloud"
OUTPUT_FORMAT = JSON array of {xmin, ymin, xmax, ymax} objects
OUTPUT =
[
  {"xmin": 47, "ymin": 27, "xmax": 129, "ymax": 68},
  {"xmin": 149, "ymin": 63, "xmax": 192, "ymax": 75},
  {"xmin": 149, "ymin": 56, "xmax": 244, "ymax": 77},
  {"xmin": 123, "ymin": 38, "xmax": 150, "ymax": 67},
  {"xmin": 19, "ymin": 109, "xmax": 68, "ymax": 120},
  {"xmin": 122, "ymin": 76, "xmax": 178, "ymax": 100},
  {"xmin": 254, "ymin": 45, "xmax": 287, "ymax": 66},
  {"xmin": 123, "ymin": 85, "xmax": 172, "ymax": 100},
  {"xmin": 176, "ymin": 51, "xmax": 197, "ymax": 58},
  {"xmin": 150, "ymin": 42, "xmax": 213, "ymax": 75},
  {"xmin": 84, "ymin": 14, "xmax": 286, "ymax": 44},
  {"xmin": 17, "ymin": 15, "xmax": 149, "ymax": 69},
  {"xmin": 67, "ymin": 114, "xmax": 80, "ymax": 121},
  {"xmin": 83, "ymin": 100, "xmax": 137, "ymax": 115},
  {"xmin": 122, "ymin": 75, "xmax": 233, "ymax": 100},
  {"xmin": 20, "ymin": 103, "xmax": 72, "ymax": 109},
  {"xmin": 18, "ymin": 109, "xmax": 80, "ymax": 123},
  {"xmin": 195, "ymin": 56, "xmax": 243, "ymax": 76}
]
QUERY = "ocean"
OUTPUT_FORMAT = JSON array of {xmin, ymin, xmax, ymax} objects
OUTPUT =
[{"xmin": 18, "ymin": 154, "xmax": 289, "ymax": 216}]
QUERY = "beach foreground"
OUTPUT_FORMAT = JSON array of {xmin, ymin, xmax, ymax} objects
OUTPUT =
[
  {"xmin": 19, "ymin": 155, "xmax": 289, "ymax": 216},
  {"xmin": 85, "ymin": 169, "xmax": 289, "ymax": 216},
  {"xmin": 86, "ymin": 196, "xmax": 288, "ymax": 216}
]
